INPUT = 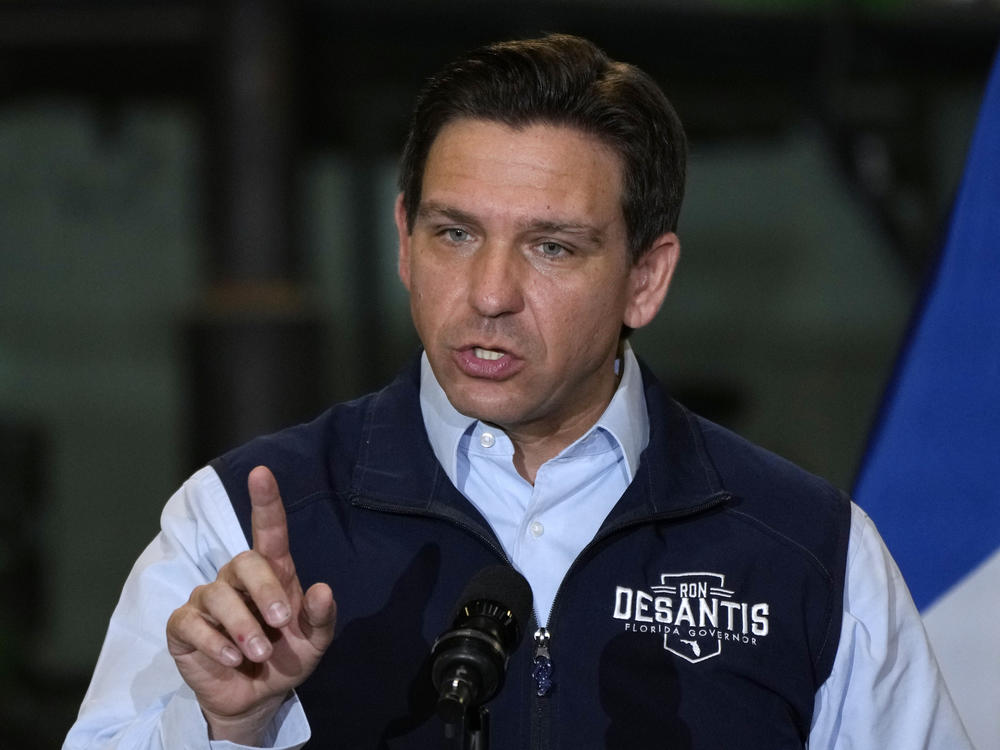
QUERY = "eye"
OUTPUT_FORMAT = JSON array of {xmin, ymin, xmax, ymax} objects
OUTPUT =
[
  {"xmin": 443, "ymin": 227, "xmax": 471, "ymax": 243},
  {"xmin": 538, "ymin": 241, "xmax": 569, "ymax": 258}
]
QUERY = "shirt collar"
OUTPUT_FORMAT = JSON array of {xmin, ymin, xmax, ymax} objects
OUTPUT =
[{"xmin": 419, "ymin": 344, "xmax": 649, "ymax": 484}]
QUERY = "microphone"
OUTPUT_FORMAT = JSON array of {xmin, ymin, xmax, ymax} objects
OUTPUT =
[{"xmin": 430, "ymin": 565, "xmax": 534, "ymax": 724}]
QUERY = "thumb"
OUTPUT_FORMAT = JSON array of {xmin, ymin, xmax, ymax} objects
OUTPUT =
[{"xmin": 300, "ymin": 582, "xmax": 337, "ymax": 651}]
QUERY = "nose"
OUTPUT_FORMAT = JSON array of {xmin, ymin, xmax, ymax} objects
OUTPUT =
[{"xmin": 467, "ymin": 242, "xmax": 525, "ymax": 318}]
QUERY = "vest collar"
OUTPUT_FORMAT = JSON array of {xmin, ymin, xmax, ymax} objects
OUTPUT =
[{"xmin": 350, "ymin": 354, "xmax": 727, "ymax": 526}]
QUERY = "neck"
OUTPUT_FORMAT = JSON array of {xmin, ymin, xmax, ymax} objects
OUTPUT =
[{"xmin": 504, "ymin": 372, "xmax": 622, "ymax": 485}]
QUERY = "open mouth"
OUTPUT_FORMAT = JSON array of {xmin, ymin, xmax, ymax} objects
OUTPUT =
[{"xmin": 453, "ymin": 345, "xmax": 521, "ymax": 380}]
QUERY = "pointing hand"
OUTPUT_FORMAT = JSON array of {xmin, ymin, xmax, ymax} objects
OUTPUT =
[{"xmin": 166, "ymin": 466, "xmax": 336, "ymax": 744}]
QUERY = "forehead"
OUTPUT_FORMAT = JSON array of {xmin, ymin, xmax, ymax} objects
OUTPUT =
[{"xmin": 420, "ymin": 118, "xmax": 625, "ymax": 224}]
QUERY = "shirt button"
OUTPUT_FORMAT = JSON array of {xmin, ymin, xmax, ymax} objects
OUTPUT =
[
  {"xmin": 480, "ymin": 432, "xmax": 495, "ymax": 448},
  {"xmin": 529, "ymin": 521, "xmax": 544, "ymax": 537}
]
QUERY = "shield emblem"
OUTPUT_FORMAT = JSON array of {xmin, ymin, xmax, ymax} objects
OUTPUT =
[{"xmin": 653, "ymin": 572, "xmax": 733, "ymax": 664}]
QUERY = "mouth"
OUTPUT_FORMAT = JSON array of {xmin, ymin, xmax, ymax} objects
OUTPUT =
[{"xmin": 453, "ymin": 344, "xmax": 522, "ymax": 380}]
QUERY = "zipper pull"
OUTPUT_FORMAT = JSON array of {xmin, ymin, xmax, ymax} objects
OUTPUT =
[{"xmin": 531, "ymin": 627, "xmax": 553, "ymax": 696}]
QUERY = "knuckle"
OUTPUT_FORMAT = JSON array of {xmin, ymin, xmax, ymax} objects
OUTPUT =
[
  {"xmin": 231, "ymin": 549, "xmax": 259, "ymax": 566},
  {"xmin": 190, "ymin": 582, "xmax": 211, "ymax": 600},
  {"xmin": 167, "ymin": 602, "xmax": 200, "ymax": 635},
  {"xmin": 192, "ymin": 580, "xmax": 223, "ymax": 605},
  {"xmin": 188, "ymin": 580, "xmax": 245, "ymax": 620},
  {"xmin": 227, "ymin": 550, "xmax": 271, "ymax": 581},
  {"xmin": 165, "ymin": 607, "xmax": 183, "ymax": 633}
]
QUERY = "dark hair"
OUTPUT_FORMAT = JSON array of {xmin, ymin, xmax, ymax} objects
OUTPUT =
[{"xmin": 398, "ymin": 33, "xmax": 687, "ymax": 263}]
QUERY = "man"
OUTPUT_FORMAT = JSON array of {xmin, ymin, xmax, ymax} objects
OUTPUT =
[{"xmin": 65, "ymin": 34, "xmax": 971, "ymax": 749}]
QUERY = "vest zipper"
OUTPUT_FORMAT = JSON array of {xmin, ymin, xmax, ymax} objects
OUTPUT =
[{"xmin": 531, "ymin": 627, "xmax": 553, "ymax": 696}]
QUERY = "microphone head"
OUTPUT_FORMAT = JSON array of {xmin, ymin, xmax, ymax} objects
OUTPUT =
[
  {"xmin": 431, "ymin": 565, "xmax": 534, "ymax": 723},
  {"xmin": 450, "ymin": 565, "xmax": 533, "ymax": 646}
]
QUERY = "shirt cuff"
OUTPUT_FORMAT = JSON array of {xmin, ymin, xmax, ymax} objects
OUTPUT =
[{"xmin": 161, "ymin": 683, "xmax": 310, "ymax": 750}]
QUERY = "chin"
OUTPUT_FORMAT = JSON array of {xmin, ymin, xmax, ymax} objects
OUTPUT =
[{"xmin": 446, "ymin": 387, "xmax": 523, "ymax": 427}]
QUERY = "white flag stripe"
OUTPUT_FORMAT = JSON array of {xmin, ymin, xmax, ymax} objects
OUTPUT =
[{"xmin": 923, "ymin": 547, "xmax": 1000, "ymax": 750}]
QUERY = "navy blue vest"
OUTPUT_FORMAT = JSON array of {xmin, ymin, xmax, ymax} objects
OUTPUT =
[{"xmin": 212, "ymin": 358, "xmax": 849, "ymax": 749}]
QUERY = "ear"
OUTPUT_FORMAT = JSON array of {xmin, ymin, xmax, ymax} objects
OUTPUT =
[
  {"xmin": 623, "ymin": 232, "xmax": 680, "ymax": 330},
  {"xmin": 395, "ymin": 194, "xmax": 412, "ymax": 291}
]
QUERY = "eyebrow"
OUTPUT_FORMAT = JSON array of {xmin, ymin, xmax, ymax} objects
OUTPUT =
[
  {"xmin": 416, "ymin": 202, "xmax": 479, "ymax": 227},
  {"xmin": 417, "ymin": 201, "xmax": 606, "ymax": 246},
  {"xmin": 526, "ymin": 220, "xmax": 605, "ymax": 247}
]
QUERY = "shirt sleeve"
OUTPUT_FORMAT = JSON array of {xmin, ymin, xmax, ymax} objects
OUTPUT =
[
  {"xmin": 807, "ymin": 502, "xmax": 973, "ymax": 749},
  {"xmin": 63, "ymin": 466, "xmax": 311, "ymax": 750}
]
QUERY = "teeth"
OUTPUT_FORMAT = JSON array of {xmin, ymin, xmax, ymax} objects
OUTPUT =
[{"xmin": 474, "ymin": 347, "xmax": 504, "ymax": 361}]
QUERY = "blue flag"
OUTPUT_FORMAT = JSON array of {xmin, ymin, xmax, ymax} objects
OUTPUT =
[{"xmin": 854, "ymin": 44, "xmax": 1000, "ymax": 750}]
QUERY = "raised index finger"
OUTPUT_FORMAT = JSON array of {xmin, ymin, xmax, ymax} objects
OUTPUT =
[{"xmin": 247, "ymin": 465, "xmax": 292, "ymax": 568}]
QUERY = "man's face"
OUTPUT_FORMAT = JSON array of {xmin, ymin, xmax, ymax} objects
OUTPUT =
[{"xmin": 397, "ymin": 118, "xmax": 676, "ymax": 441}]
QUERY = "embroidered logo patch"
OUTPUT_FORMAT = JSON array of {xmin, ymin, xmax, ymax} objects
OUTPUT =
[{"xmin": 612, "ymin": 572, "xmax": 770, "ymax": 663}]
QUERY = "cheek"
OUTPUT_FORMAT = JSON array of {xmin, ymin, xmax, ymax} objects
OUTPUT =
[
  {"xmin": 565, "ymin": 275, "xmax": 629, "ymax": 323},
  {"xmin": 542, "ymin": 289, "xmax": 623, "ymax": 351},
  {"xmin": 408, "ymin": 256, "xmax": 438, "ymax": 298},
  {"xmin": 409, "ymin": 288, "xmax": 438, "ymax": 332},
  {"xmin": 408, "ymin": 267, "xmax": 458, "ymax": 334}
]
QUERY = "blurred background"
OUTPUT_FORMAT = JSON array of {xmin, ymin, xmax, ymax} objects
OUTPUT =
[{"xmin": 1, "ymin": 0, "xmax": 997, "ymax": 746}]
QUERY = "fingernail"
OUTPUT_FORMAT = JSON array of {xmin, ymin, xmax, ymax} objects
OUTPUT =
[
  {"xmin": 248, "ymin": 636, "xmax": 268, "ymax": 660},
  {"xmin": 268, "ymin": 602, "xmax": 290, "ymax": 625},
  {"xmin": 221, "ymin": 645, "xmax": 242, "ymax": 665}
]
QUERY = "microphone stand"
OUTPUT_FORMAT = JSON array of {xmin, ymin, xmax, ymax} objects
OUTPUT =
[{"xmin": 443, "ymin": 706, "xmax": 490, "ymax": 750}]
